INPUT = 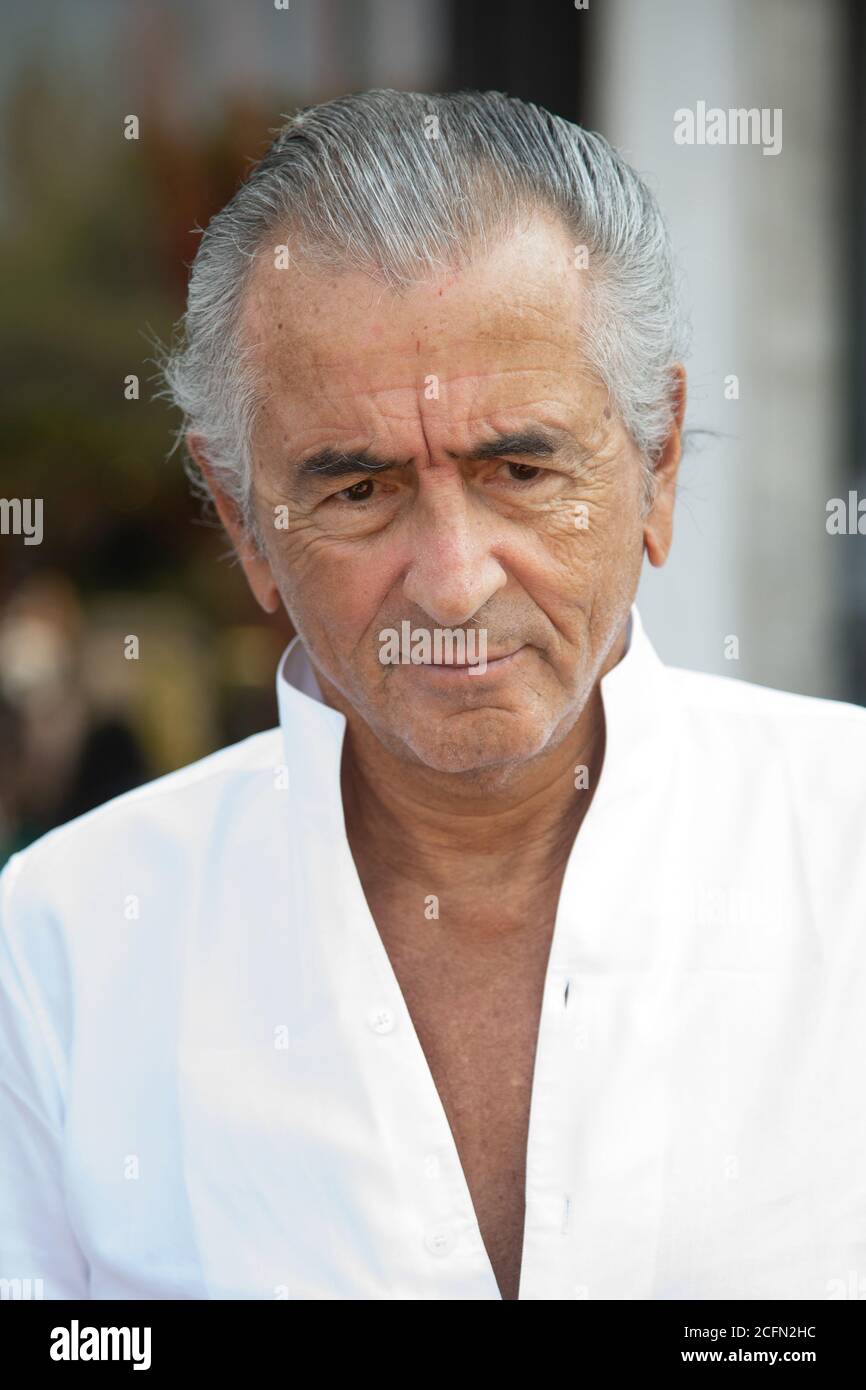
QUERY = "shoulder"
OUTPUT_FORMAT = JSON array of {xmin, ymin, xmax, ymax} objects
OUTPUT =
[
  {"xmin": 666, "ymin": 662, "xmax": 866, "ymax": 742},
  {"xmin": 663, "ymin": 663, "xmax": 866, "ymax": 813},
  {"xmin": 668, "ymin": 662, "xmax": 866, "ymax": 724},
  {"xmin": 0, "ymin": 728, "xmax": 288, "ymax": 1063},
  {"xmin": 1, "ymin": 726, "xmax": 284, "ymax": 911}
]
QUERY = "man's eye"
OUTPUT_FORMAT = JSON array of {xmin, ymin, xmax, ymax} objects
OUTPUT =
[
  {"xmin": 503, "ymin": 462, "xmax": 543, "ymax": 482},
  {"xmin": 338, "ymin": 478, "xmax": 375, "ymax": 502}
]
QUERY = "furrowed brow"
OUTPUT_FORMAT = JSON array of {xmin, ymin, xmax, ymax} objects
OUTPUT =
[{"xmin": 297, "ymin": 427, "xmax": 585, "ymax": 480}]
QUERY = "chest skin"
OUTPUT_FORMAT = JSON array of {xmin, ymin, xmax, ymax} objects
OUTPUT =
[{"xmin": 368, "ymin": 892, "xmax": 560, "ymax": 1301}]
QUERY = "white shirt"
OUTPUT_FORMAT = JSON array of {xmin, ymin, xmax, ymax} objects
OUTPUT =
[{"xmin": 2, "ymin": 605, "xmax": 865, "ymax": 1301}]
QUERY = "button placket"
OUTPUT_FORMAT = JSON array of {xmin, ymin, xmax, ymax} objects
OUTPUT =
[
  {"xmin": 366, "ymin": 1005, "xmax": 396, "ymax": 1035},
  {"xmin": 424, "ymin": 1225, "xmax": 458, "ymax": 1257}
]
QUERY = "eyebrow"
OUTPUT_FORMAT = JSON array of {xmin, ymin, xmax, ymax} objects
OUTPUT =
[
  {"xmin": 296, "ymin": 427, "xmax": 579, "ymax": 480},
  {"xmin": 297, "ymin": 447, "xmax": 405, "ymax": 479}
]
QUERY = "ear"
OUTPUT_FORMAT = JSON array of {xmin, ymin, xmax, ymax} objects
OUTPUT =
[
  {"xmin": 186, "ymin": 434, "xmax": 280, "ymax": 615},
  {"xmin": 643, "ymin": 364, "xmax": 687, "ymax": 568}
]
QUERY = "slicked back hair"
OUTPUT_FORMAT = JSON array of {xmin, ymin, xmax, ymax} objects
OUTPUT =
[{"xmin": 159, "ymin": 88, "xmax": 688, "ymax": 529}]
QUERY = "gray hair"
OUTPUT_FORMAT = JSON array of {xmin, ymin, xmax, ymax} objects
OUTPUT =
[{"xmin": 159, "ymin": 88, "xmax": 689, "ymax": 531}]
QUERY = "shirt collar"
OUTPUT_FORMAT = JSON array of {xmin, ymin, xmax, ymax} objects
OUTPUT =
[{"xmin": 275, "ymin": 604, "xmax": 669, "ymax": 818}]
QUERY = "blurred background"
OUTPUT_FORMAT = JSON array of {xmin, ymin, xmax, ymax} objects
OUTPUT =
[{"xmin": 1, "ymin": 0, "xmax": 864, "ymax": 861}]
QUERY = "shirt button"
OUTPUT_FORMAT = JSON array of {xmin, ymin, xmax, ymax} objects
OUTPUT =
[
  {"xmin": 424, "ymin": 1226, "xmax": 457, "ymax": 1257},
  {"xmin": 367, "ymin": 1007, "xmax": 396, "ymax": 1035}
]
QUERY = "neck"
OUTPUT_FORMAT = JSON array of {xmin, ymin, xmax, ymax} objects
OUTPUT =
[{"xmin": 337, "ymin": 682, "xmax": 608, "ymax": 902}]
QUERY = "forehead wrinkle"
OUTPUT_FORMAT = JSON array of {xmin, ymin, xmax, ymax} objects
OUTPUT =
[{"xmin": 245, "ymin": 280, "xmax": 586, "ymax": 366}]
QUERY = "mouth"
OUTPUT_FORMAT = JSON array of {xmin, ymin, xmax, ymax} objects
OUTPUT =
[{"xmin": 407, "ymin": 647, "xmax": 527, "ymax": 679}]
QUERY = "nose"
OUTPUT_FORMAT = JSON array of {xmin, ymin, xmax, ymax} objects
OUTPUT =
[{"xmin": 402, "ymin": 487, "xmax": 507, "ymax": 627}]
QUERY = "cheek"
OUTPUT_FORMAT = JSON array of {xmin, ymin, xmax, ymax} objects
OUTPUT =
[
  {"xmin": 272, "ymin": 533, "xmax": 398, "ymax": 653},
  {"xmin": 526, "ymin": 482, "xmax": 639, "ymax": 583}
]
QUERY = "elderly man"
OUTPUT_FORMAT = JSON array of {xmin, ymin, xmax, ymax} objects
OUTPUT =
[{"xmin": 1, "ymin": 89, "xmax": 865, "ymax": 1304}]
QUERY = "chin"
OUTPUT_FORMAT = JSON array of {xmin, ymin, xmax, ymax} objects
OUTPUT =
[{"xmin": 398, "ymin": 708, "xmax": 554, "ymax": 776}]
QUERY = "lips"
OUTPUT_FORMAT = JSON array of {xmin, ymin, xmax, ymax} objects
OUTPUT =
[
  {"xmin": 411, "ymin": 647, "xmax": 526, "ymax": 677},
  {"xmin": 423, "ymin": 651, "xmax": 517, "ymax": 667}
]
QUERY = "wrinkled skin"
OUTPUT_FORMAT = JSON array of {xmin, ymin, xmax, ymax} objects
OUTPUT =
[{"xmin": 193, "ymin": 211, "xmax": 685, "ymax": 788}]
